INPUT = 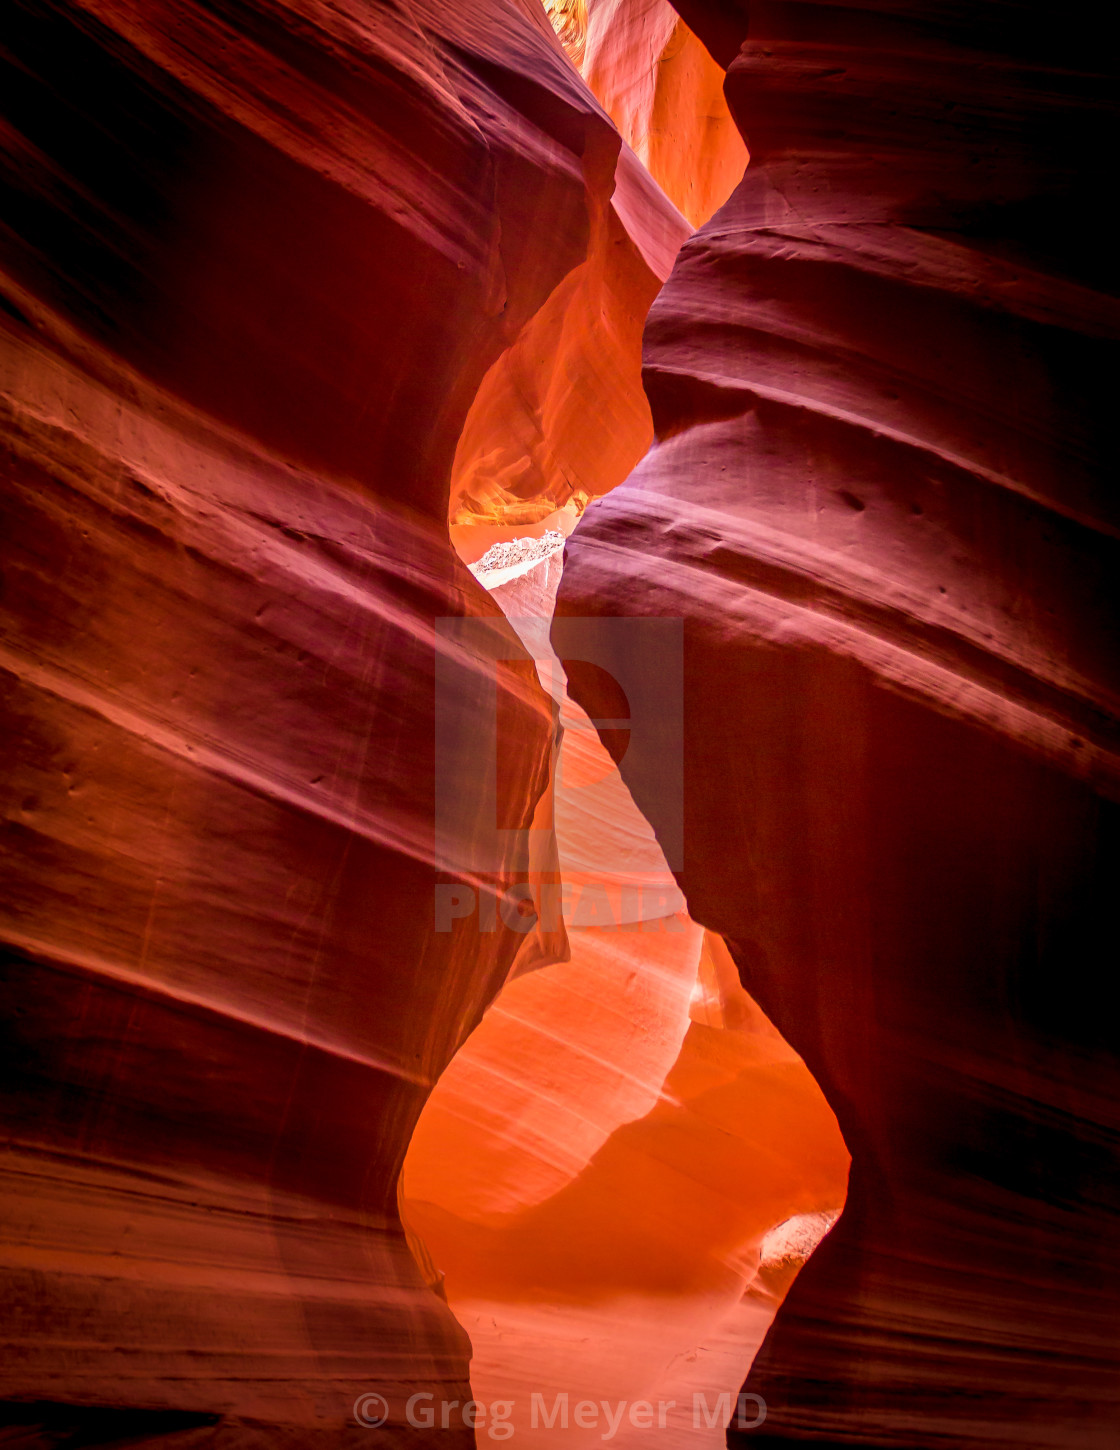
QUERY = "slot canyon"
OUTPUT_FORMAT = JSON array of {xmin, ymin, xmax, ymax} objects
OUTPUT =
[{"xmin": 0, "ymin": 2, "xmax": 1116, "ymax": 1449}]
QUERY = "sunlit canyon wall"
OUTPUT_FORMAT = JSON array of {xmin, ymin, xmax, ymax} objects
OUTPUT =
[
  {"xmin": 4, "ymin": 0, "xmax": 830, "ymax": 1444},
  {"xmin": 1, "ymin": 2, "xmax": 1117, "ymax": 1449},
  {"xmin": 556, "ymin": 1, "xmax": 1120, "ymax": 1447},
  {"xmin": 413, "ymin": 5, "xmax": 849, "ymax": 1441},
  {"xmin": 401, "ymin": 526, "xmax": 849, "ymax": 1445},
  {"xmin": 0, "ymin": 0, "xmax": 682, "ymax": 1440}
]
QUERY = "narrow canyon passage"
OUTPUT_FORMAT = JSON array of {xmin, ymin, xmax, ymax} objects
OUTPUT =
[
  {"xmin": 2, "ymin": 0, "xmax": 1116, "ymax": 1446},
  {"xmin": 402, "ymin": 7, "xmax": 848, "ymax": 1442},
  {"xmin": 401, "ymin": 530, "xmax": 849, "ymax": 1444}
]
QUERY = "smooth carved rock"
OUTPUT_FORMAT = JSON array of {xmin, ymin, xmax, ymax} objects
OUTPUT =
[
  {"xmin": 0, "ymin": 282, "xmax": 549, "ymax": 1443},
  {"xmin": 403, "ymin": 542, "xmax": 848, "ymax": 1446},
  {"xmin": 556, "ymin": 1, "xmax": 1120, "ymax": 1445},
  {"xmin": 447, "ymin": 134, "xmax": 688, "ymax": 529},
  {"xmin": 579, "ymin": 0, "xmax": 748, "ymax": 228},
  {"xmin": 545, "ymin": 0, "xmax": 748, "ymax": 229},
  {"xmin": 0, "ymin": 0, "xmax": 644, "ymax": 1436}
]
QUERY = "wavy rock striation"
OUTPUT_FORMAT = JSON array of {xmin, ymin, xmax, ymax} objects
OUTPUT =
[
  {"xmin": 403, "ymin": 536, "xmax": 848, "ymax": 1446},
  {"xmin": 578, "ymin": 0, "xmax": 747, "ymax": 228},
  {"xmin": 447, "ymin": 115, "xmax": 690, "ymax": 534},
  {"xmin": 556, "ymin": 1, "xmax": 1120, "ymax": 1445},
  {"xmin": 0, "ymin": 0, "xmax": 667, "ymax": 1438}
]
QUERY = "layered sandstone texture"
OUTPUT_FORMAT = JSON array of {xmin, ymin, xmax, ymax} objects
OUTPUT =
[
  {"xmin": 403, "ymin": 537, "xmax": 849, "ymax": 1446},
  {"xmin": 547, "ymin": 0, "xmax": 747, "ymax": 227},
  {"xmin": 0, "ymin": 0, "xmax": 685, "ymax": 1440},
  {"xmin": 557, "ymin": 1, "xmax": 1120, "ymax": 1446},
  {"xmin": 447, "ymin": 126, "xmax": 689, "ymax": 534}
]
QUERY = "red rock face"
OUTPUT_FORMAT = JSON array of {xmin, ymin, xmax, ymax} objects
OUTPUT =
[
  {"xmin": 0, "ymin": 0, "xmax": 637, "ymax": 1438},
  {"xmin": 5, "ymin": 0, "xmax": 1118, "ymax": 1444},
  {"xmin": 401, "ymin": 539, "xmax": 850, "ymax": 1444},
  {"xmin": 550, "ymin": 0, "xmax": 749, "ymax": 229},
  {"xmin": 556, "ymin": 1, "xmax": 1120, "ymax": 1445}
]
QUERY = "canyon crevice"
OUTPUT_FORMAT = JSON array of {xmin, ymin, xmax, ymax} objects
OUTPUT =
[
  {"xmin": 0, "ymin": 0, "xmax": 623, "ymax": 1437},
  {"xmin": 555, "ymin": 2, "xmax": 1120, "ymax": 1447},
  {"xmin": 2, "ymin": 1, "xmax": 1118, "ymax": 1447}
]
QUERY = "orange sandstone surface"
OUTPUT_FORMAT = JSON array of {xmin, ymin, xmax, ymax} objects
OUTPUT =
[
  {"xmin": 548, "ymin": 0, "xmax": 748, "ymax": 227},
  {"xmin": 408, "ymin": 15, "xmax": 849, "ymax": 1436},
  {"xmin": 0, "ymin": 0, "xmax": 688, "ymax": 1439},
  {"xmin": 556, "ymin": 2, "xmax": 1120, "ymax": 1446},
  {"xmin": 402, "ymin": 539, "xmax": 848, "ymax": 1445},
  {"xmin": 4, "ymin": 0, "xmax": 1112, "ymax": 1446},
  {"xmin": 2, "ymin": 0, "xmax": 844, "ymax": 1442}
]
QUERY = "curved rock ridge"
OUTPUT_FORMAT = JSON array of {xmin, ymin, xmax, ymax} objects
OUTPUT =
[
  {"xmin": 544, "ymin": 0, "xmax": 748, "ymax": 228},
  {"xmin": 402, "ymin": 542, "xmax": 848, "ymax": 1446},
  {"xmin": 446, "ymin": 145, "xmax": 688, "ymax": 530},
  {"xmin": 0, "ymin": 276, "xmax": 550, "ymax": 1441},
  {"xmin": 0, "ymin": 0, "xmax": 672, "ymax": 1437},
  {"xmin": 447, "ymin": 41, "xmax": 693, "ymax": 532},
  {"xmin": 555, "ymin": 1, "xmax": 1120, "ymax": 1445},
  {"xmin": 579, "ymin": 0, "xmax": 748, "ymax": 228},
  {"xmin": 3, "ymin": 0, "xmax": 621, "ymax": 508}
]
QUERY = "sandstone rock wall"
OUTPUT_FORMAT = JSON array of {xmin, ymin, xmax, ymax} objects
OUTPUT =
[
  {"xmin": 0, "ymin": 0, "xmax": 644, "ymax": 1437},
  {"xmin": 403, "ymin": 538, "xmax": 849, "ymax": 1447},
  {"xmin": 581, "ymin": 0, "xmax": 747, "ymax": 227},
  {"xmin": 556, "ymin": 2, "xmax": 1120, "ymax": 1444},
  {"xmin": 546, "ymin": 0, "xmax": 748, "ymax": 228}
]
